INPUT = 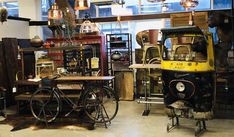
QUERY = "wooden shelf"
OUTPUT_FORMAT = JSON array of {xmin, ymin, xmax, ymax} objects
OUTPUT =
[
  {"xmin": 15, "ymin": 80, "xmax": 40, "ymax": 85},
  {"xmin": 19, "ymin": 45, "xmax": 92, "ymax": 52},
  {"xmin": 15, "ymin": 93, "xmax": 81, "ymax": 101}
]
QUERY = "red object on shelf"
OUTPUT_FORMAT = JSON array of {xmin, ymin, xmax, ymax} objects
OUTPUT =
[{"xmin": 47, "ymin": 52, "xmax": 63, "ymax": 56}]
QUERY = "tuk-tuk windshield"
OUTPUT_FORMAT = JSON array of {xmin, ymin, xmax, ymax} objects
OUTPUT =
[{"xmin": 162, "ymin": 35, "xmax": 208, "ymax": 62}]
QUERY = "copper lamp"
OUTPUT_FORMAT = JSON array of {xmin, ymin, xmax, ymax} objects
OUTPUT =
[
  {"xmin": 48, "ymin": 2, "xmax": 63, "ymax": 19},
  {"xmin": 74, "ymin": 0, "xmax": 89, "ymax": 10},
  {"xmin": 180, "ymin": 0, "xmax": 199, "ymax": 8}
]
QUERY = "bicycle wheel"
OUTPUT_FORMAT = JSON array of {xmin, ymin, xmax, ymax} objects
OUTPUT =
[
  {"xmin": 30, "ymin": 87, "xmax": 61, "ymax": 123},
  {"xmin": 83, "ymin": 86, "xmax": 119, "ymax": 123}
]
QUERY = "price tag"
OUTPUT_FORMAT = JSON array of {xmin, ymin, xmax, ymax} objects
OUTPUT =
[{"xmin": 12, "ymin": 87, "xmax": 16, "ymax": 93}]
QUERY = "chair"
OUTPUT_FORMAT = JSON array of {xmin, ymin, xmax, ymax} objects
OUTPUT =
[{"xmin": 142, "ymin": 43, "xmax": 160, "ymax": 64}]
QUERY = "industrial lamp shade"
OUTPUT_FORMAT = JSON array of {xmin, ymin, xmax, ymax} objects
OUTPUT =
[
  {"xmin": 180, "ymin": 0, "xmax": 199, "ymax": 8},
  {"xmin": 48, "ymin": 2, "xmax": 63, "ymax": 19},
  {"xmin": 74, "ymin": 0, "xmax": 89, "ymax": 10}
]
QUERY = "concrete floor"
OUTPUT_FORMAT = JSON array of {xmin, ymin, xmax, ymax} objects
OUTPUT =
[{"xmin": 0, "ymin": 101, "xmax": 234, "ymax": 137}]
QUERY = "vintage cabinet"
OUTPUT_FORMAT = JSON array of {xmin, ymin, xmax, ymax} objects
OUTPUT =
[
  {"xmin": 46, "ymin": 35, "xmax": 107, "ymax": 76},
  {"xmin": 0, "ymin": 38, "xmax": 19, "ymax": 105},
  {"xmin": 19, "ymin": 45, "xmax": 93, "ymax": 79}
]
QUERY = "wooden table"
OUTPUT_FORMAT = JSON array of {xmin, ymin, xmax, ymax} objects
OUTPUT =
[
  {"xmin": 129, "ymin": 64, "xmax": 161, "ymax": 69},
  {"xmin": 56, "ymin": 76, "xmax": 115, "ymax": 90},
  {"xmin": 14, "ymin": 76, "xmax": 115, "ymax": 113},
  {"xmin": 56, "ymin": 76, "xmax": 115, "ymax": 81}
]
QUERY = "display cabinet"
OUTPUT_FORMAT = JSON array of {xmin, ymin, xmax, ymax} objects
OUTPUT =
[
  {"xmin": 106, "ymin": 33, "xmax": 132, "ymax": 75},
  {"xmin": 19, "ymin": 35, "xmax": 107, "ymax": 79},
  {"xmin": 46, "ymin": 35, "xmax": 107, "ymax": 76},
  {"xmin": 63, "ymin": 48, "xmax": 93, "ymax": 75},
  {"xmin": 19, "ymin": 45, "xmax": 93, "ymax": 79}
]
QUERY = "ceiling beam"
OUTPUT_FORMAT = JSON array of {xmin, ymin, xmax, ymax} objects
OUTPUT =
[{"xmin": 29, "ymin": 9, "xmax": 231, "ymax": 26}]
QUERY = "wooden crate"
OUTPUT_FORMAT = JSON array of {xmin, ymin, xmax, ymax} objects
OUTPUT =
[
  {"xmin": 170, "ymin": 11, "xmax": 208, "ymax": 31},
  {"xmin": 114, "ymin": 70, "xmax": 134, "ymax": 100}
]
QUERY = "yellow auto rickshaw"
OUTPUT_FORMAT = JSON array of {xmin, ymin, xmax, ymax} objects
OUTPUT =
[{"xmin": 160, "ymin": 26, "xmax": 215, "ymax": 136}]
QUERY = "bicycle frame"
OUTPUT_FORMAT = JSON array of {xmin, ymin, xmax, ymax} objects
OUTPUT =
[{"xmin": 30, "ymin": 76, "xmax": 119, "ymax": 126}]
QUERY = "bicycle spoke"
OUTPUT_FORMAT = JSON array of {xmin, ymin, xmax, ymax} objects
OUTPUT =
[
  {"xmin": 42, "ymin": 106, "xmax": 47, "ymax": 122},
  {"xmin": 45, "ymin": 105, "xmax": 54, "ymax": 117},
  {"xmin": 30, "ymin": 88, "xmax": 60, "ymax": 123},
  {"xmin": 83, "ymin": 86, "xmax": 119, "ymax": 123},
  {"xmin": 37, "ymin": 105, "xmax": 44, "ymax": 120},
  {"xmin": 101, "ymin": 104, "xmax": 110, "ymax": 121}
]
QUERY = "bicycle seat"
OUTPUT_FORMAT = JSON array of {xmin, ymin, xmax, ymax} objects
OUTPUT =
[{"xmin": 41, "ymin": 74, "xmax": 61, "ymax": 87}]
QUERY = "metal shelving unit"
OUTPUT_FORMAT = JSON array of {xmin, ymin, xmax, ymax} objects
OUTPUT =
[{"xmin": 106, "ymin": 33, "xmax": 133, "ymax": 76}]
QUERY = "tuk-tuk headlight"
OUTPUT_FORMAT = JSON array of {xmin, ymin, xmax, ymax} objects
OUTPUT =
[{"xmin": 176, "ymin": 82, "xmax": 185, "ymax": 92}]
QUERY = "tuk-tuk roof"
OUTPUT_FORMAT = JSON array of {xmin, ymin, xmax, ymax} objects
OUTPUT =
[{"xmin": 161, "ymin": 26, "xmax": 204, "ymax": 36}]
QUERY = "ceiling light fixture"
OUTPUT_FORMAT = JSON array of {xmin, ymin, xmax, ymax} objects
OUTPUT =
[
  {"xmin": 180, "ymin": 0, "xmax": 199, "ymax": 8},
  {"xmin": 74, "ymin": 0, "xmax": 89, "ymax": 10},
  {"xmin": 48, "ymin": 2, "xmax": 63, "ymax": 20}
]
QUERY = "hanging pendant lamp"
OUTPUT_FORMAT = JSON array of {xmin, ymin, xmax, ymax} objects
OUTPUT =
[
  {"xmin": 74, "ymin": 0, "xmax": 89, "ymax": 10},
  {"xmin": 48, "ymin": 2, "xmax": 63, "ymax": 20},
  {"xmin": 180, "ymin": 0, "xmax": 199, "ymax": 8}
]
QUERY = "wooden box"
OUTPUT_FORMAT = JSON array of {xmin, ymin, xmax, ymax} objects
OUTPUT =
[
  {"xmin": 170, "ymin": 11, "xmax": 208, "ymax": 31},
  {"xmin": 114, "ymin": 70, "xmax": 134, "ymax": 100}
]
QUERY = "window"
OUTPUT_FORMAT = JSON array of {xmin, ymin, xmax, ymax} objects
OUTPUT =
[
  {"xmin": 99, "ymin": 22, "xmax": 129, "ymax": 35},
  {"xmin": 40, "ymin": 0, "xmax": 231, "ymax": 44},
  {"xmin": 41, "ymin": 0, "xmax": 55, "ymax": 40},
  {"xmin": 79, "ymin": 4, "xmax": 97, "ymax": 18},
  {"xmin": 1, "ymin": 1, "xmax": 19, "ymax": 17},
  {"xmin": 163, "ymin": 35, "xmax": 208, "ymax": 62},
  {"xmin": 214, "ymin": 0, "xmax": 231, "ymax": 9},
  {"xmin": 41, "ymin": 0, "xmax": 55, "ymax": 21}
]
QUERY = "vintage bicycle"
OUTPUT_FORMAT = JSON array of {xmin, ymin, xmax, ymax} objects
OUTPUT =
[{"xmin": 29, "ymin": 74, "xmax": 119, "ymax": 125}]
